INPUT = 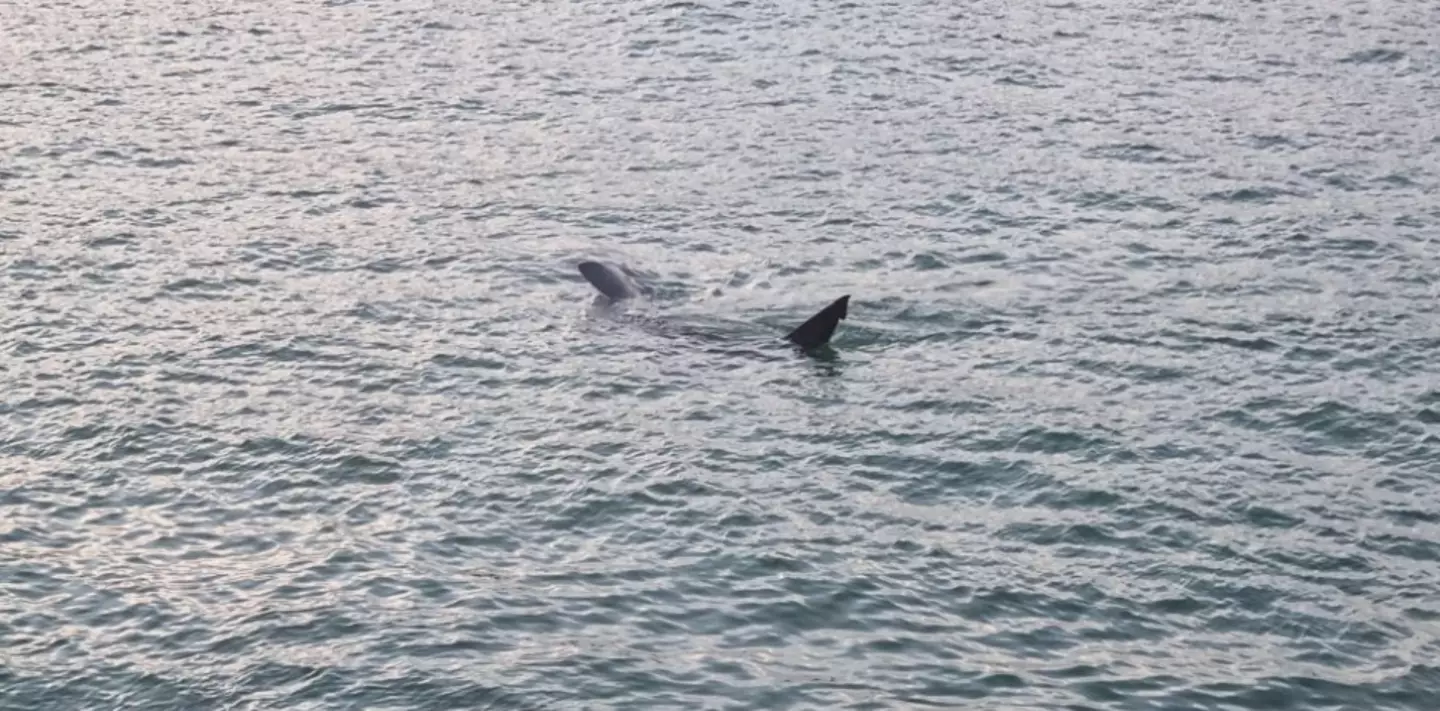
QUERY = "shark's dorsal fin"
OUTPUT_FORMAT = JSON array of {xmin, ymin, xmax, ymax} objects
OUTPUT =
[
  {"xmin": 578, "ymin": 260, "xmax": 644, "ymax": 300},
  {"xmin": 785, "ymin": 295, "xmax": 850, "ymax": 350}
]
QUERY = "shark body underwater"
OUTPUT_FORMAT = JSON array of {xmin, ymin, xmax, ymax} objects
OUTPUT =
[{"xmin": 576, "ymin": 260, "xmax": 851, "ymax": 354}]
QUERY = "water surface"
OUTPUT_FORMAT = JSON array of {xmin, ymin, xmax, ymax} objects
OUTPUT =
[{"xmin": 3, "ymin": 0, "xmax": 1439, "ymax": 709}]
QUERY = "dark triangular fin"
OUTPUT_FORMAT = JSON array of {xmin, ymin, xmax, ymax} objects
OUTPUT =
[
  {"xmin": 785, "ymin": 295, "xmax": 850, "ymax": 350},
  {"xmin": 578, "ymin": 260, "xmax": 644, "ymax": 300}
]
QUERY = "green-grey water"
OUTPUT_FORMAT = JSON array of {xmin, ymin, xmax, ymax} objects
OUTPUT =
[{"xmin": 3, "ymin": 1, "xmax": 1439, "ymax": 709}]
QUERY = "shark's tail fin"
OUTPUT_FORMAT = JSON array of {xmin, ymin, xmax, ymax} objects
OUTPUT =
[{"xmin": 785, "ymin": 295, "xmax": 850, "ymax": 350}]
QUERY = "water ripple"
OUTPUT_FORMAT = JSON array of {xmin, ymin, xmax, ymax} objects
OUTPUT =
[{"xmin": 4, "ymin": 0, "xmax": 1440, "ymax": 709}]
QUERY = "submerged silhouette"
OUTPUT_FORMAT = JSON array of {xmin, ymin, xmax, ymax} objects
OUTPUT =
[{"xmin": 577, "ymin": 260, "xmax": 850, "ymax": 353}]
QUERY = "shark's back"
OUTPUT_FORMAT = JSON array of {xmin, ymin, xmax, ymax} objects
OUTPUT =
[{"xmin": 577, "ymin": 260, "xmax": 850, "ymax": 351}]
